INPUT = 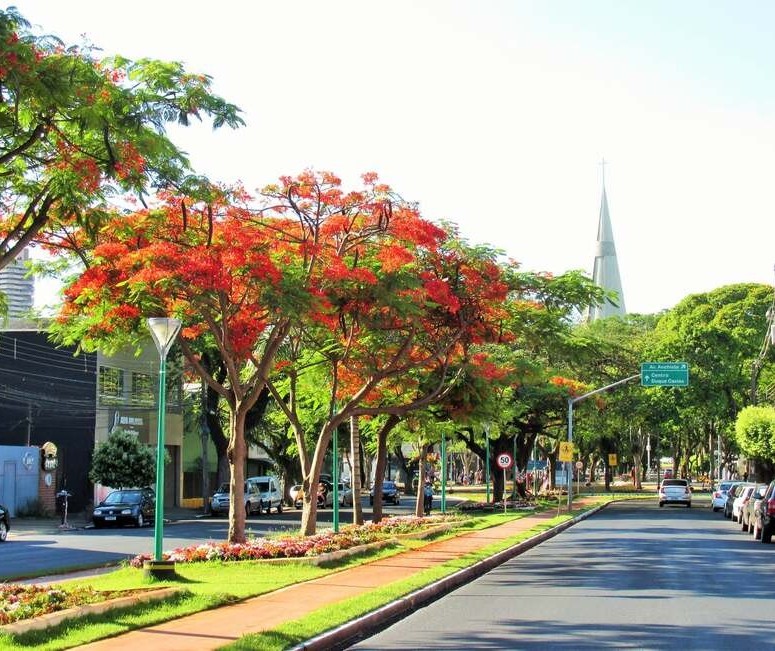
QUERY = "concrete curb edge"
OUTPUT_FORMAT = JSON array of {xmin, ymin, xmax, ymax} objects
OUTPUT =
[{"xmin": 293, "ymin": 501, "xmax": 607, "ymax": 650}]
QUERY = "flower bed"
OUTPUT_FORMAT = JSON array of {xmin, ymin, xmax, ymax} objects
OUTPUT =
[
  {"xmin": 130, "ymin": 515, "xmax": 461, "ymax": 567},
  {"xmin": 457, "ymin": 499, "xmax": 536, "ymax": 512},
  {"xmin": 0, "ymin": 583, "xmax": 155, "ymax": 626}
]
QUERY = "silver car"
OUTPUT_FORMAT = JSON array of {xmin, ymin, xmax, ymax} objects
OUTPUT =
[{"xmin": 658, "ymin": 478, "xmax": 691, "ymax": 508}]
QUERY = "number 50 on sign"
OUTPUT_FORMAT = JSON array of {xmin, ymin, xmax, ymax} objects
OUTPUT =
[{"xmin": 559, "ymin": 442, "xmax": 574, "ymax": 462}]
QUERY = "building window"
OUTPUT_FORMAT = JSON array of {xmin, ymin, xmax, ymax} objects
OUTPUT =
[
  {"xmin": 99, "ymin": 366, "xmax": 124, "ymax": 405},
  {"xmin": 131, "ymin": 372, "xmax": 155, "ymax": 406}
]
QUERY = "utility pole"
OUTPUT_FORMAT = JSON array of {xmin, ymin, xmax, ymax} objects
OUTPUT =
[{"xmin": 26, "ymin": 402, "xmax": 32, "ymax": 446}]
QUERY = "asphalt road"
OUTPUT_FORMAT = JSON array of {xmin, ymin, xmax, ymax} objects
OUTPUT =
[
  {"xmin": 5, "ymin": 495, "xmax": 442, "ymax": 581},
  {"xmin": 349, "ymin": 498, "xmax": 775, "ymax": 650}
]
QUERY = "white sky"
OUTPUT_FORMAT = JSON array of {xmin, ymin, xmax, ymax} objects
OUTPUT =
[{"xmin": 16, "ymin": 0, "xmax": 775, "ymax": 315}]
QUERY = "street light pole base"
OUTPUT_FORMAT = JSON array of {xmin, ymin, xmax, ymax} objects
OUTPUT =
[{"xmin": 143, "ymin": 560, "xmax": 176, "ymax": 580}]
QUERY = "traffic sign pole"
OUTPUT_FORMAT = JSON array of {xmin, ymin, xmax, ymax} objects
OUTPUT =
[
  {"xmin": 496, "ymin": 451, "xmax": 513, "ymax": 514},
  {"xmin": 503, "ymin": 468, "xmax": 507, "ymax": 514}
]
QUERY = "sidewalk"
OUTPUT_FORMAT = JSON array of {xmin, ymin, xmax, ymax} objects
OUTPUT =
[{"xmin": 76, "ymin": 498, "xmax": 602, "ymax": 651}]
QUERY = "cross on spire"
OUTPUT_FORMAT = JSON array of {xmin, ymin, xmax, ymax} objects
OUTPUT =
[{"xmin": 599, "ymin": 158, "xmax": 607, "ymax": 188}]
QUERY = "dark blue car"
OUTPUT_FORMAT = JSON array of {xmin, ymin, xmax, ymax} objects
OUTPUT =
[{"xmin": 369, "ymin": 480, "xmax": 400, "ymax": 505}]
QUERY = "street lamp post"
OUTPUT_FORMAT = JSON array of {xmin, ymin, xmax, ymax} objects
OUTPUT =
[
  {"xmin": 441, "ymin": 431, "xmax": 447, "ymax": 514},
  {"xmin": 333, "ymin": 422, "xmax": 339, "ymax": 533},
  {"xmin": 484, "ymin": 424, "xmax": 491, "ymax": 504},
  {"xmin": 145, "ymin": 317, "xmax": 181, "ymax": 579}
]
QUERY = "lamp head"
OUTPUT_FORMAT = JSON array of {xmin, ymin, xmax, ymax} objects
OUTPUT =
[{"xmin": 147, "ymin": 317, "xmax": 182, "ymax": 356}]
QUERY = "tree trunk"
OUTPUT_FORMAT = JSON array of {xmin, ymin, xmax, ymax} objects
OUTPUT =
[
  {"xmin": 415, "ymin": 439, "xmax": 427, "ymax": 517},
  {"xmin": 299, "ymin": 422, "xmax": 334, "ymax": 536},
  {"xmin": 200, "ymin": 380, "xmax": 211, "ymax": 514},
  {"xmin": 632, "ymin": 453, "xmax": 642, "ymax": 489},
  {"xmin": 372, "ymin": 415, "xmax": 399, "ymax": 523},
  {"xmin": 350, "ymin": 416, "xmax": 364, "ymax": 525},
  {"xmin": 227, "ymin": 407, "xmax": 248, "ymax": 544}
]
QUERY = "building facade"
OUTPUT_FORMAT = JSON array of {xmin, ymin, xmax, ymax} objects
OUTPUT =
[
  {"xmin": 0, "ymin": 249, "xmax": 34, "ymax": 317},
  {"xmin": 0, "ymin": 325, "xmax": 183, "ymax": 512}
]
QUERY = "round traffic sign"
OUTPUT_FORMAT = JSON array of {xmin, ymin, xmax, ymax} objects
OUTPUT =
[
  {"xmin": 575, "ymin": 461, "xmax": 584, "ymax": 469},
  {"xmin": 496, "ymin": 452, "xmax": 512, "ymax": 470}
]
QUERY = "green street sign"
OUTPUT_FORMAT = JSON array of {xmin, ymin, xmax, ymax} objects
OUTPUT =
[{"xmin": 641, "ymin": 362, "xmax": 689, "ymax": 387}]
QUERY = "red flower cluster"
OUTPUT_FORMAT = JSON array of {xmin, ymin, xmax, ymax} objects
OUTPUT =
[{"xmin": 129, "ymin": 515, "xmax": 457, "ymax": 567}]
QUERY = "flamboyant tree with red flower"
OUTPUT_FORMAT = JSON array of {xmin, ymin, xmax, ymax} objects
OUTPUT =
[
  {"xmin": 265, "ymin": 208, "xmax": 513, "ymax": 533},
  {"xmin": 53, "ymin": 170, "xmax": 491, "ymax": 541},
  {"xmin": 0, "ymin": 7, "xmax": 243, "ymax": 283}
]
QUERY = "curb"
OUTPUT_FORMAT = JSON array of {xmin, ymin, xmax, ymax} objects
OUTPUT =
[{"xmin": 293, "ymin": 502, "xmax": 606, "ymax": 651}]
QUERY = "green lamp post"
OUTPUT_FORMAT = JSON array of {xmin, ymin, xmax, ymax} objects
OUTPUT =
[{"xmin": 145, "ymin": 316, "xmax": 181, "ymax": 579}]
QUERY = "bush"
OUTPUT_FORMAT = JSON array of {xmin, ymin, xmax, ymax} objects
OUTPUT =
[{"xmin": 90, "ymin": 428, "xmax": 167, "ymax": 489}]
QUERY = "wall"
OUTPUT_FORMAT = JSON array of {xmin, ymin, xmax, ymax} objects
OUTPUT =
[{"xmin": 0, "ymin": 446, "xmax": 42, "ymax": 516}]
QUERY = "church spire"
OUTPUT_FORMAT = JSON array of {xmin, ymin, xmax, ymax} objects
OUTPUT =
[{"xmin": 587, "ymin": 160, "xmax": 626, "ymax": 320}]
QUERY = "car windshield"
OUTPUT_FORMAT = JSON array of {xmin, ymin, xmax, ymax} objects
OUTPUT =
[
  {"xmin": 104, "ymin": 490, "xmax": 141, "ymax": 504},
  {"xmin": 257, "ymin": 481, "xmax": 270, "ymax": 492},
  {"xmin": 214, "ymin": 483, "xmax": 229, "ymax": 494}
]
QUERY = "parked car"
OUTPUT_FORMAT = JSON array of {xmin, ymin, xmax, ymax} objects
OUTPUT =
[
  {"xmin": 211, "ymin": 476, "xmax": 275, "ymax": 516},
  {"xmin": 731, "ymin": 483, "xmax": 756, "ymax": 522},
  {"xmin": 722, "ymin": 482, "xmax": 745, "ymax": 519},
  {"xmin": 338, "ymin": 482, "xmax": 354, "ymax": 507},
  {"xmin": 658, "ymin": 478, "xmax": 691, "ymax": 508},
  {"xmin": 289, "ymin": 484, "xmax": 303, "ymax": 506},
  {"xmin": 370, "ymin": 480, "xmax": 400, "ymax": 506},
  {"xmin": 753, "ymin": 479, "xmax": 775, "ymax": 543},
  {"xmin": 711, "ymin": 480, "xmax": 736, "ymax": 512},
  {"xmin": 252, "ymin": 476, "xmax": 283, "ymax": 514},
  {"xmin": 743, "ymin": 484, "xmax": 769, "ymax": 533},
  {"xmin": 0, "ymin": 503, "xmax": 10, "ymax": 541},
  {"xmin": 93, "ymin": 488, "xmax": 155, "ymax": 528}
]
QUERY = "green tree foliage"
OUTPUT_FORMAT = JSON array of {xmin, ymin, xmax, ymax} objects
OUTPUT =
[
  {"xmin": 0, "ymin": 7, "xmax": 243, "ymax": 275},
  {"xmin": 735, "ymin": 405, "xmax": 775, "ymax": 462},
  {"xmin": 647, "ymin": 283, "xmax": 774, "ymax": 476},
  {"xmin": 89, "ymin": 429, "xmax": 159, "ymax": 489}
]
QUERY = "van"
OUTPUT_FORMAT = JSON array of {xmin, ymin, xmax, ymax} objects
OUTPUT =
[
  {"xmin": 248, "ymin": 476, "xmax": 283, "ymax": 514},
  {"xmin": 210, "ymin": 476, "xmax": 282, "ymax": 516}
]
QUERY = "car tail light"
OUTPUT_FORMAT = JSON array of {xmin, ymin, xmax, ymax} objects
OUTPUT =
[
  {"xmin": 767, "ymin": 498, "xmax": 775, "ymax": 516},
  {"xmin": 713, "ymin": 491, "xmax": 720, "ymax": 499}
]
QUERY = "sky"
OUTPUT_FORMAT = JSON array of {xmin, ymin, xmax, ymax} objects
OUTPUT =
[{"xmin": 14, "ymin": 0, "xmax": 775, "ymax": 315}]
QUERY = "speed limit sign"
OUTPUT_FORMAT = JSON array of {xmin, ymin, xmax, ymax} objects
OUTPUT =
[{"xmin": 496, "ymin": 452, "xmax": 513, "ymax": 470}]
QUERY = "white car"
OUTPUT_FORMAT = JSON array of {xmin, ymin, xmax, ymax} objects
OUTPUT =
[
  {"xmin": 711, "ymin": 480, "xmax": 736, "ymax": 511},
  {"xmin": 658, "ymin": 478, "xmax": 691, "ymax": 508},
  {"xmin": 732, "ymin": 484, "xmax": 756, "ymax": 522},
  {"xmin": 338, "ymin": 482, "xmax": 354, "ymax": 506}
]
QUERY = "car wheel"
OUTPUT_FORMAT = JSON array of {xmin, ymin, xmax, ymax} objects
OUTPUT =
[
  {"xmin": 762, "ymin": 524, "xmax": 773, "ymax": 544},
  {"xmin": 277, "ymin": 502, "xmax": 283, "ymax": 514},
  {"xmin": 136, "ymin": 513, "xmax": 144, "ymax": 527},
  {"xmin": 659, "ymin": 502, "xmax": 664, "ymax": 508},
  {"xmin": 742, "ymin": 516, "xmax": 749, "ymax": 532},
  {"xmin": 369, "ymin": 497, "xmax": 373, "ymax": 505},
  {"xmin": 687, "ymin": 502, "xmax": 691, "ymax": 508},
  {"xmin": 0, "ymin": 520, "xmax": 8, "ymax": 542},
  {"xmin": 712, "ymin": 506, "xmax": 719, "ymax": 512}
]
